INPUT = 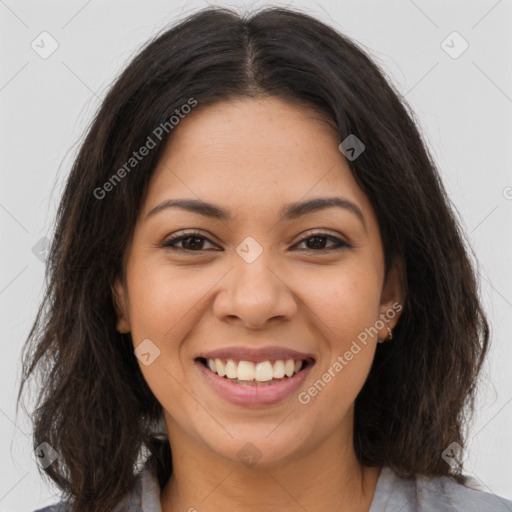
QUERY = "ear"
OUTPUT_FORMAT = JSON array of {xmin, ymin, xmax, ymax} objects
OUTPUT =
[
  {"xmin": 377, "ymin": 256, "xmax": 405, "ymax": 340},
  {"xmin": 112, "ymin": 277, "xmax": 131, "ymax": 333}
]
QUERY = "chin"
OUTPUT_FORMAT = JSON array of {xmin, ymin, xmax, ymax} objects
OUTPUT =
[{"xmin": 199, "ymin": 424, "xmax": 311, "ymax": 470}]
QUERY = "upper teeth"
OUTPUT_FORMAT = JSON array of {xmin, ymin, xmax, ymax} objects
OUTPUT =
[{"xmin": 206, "ymin": 358, "xmax": 303, "ymax": 381}]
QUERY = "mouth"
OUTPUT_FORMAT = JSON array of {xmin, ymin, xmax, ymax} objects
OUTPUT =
[
  {"xmin": 195, "ymin": 356, "xmax": 315, "ymax": 386},
  {"xmin": 194, "ymin": 354, "xmax": 316, "ymax": 407}
]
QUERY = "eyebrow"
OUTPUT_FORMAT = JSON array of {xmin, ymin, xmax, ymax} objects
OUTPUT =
[{"xmin": 146, "ymin": 196, "xmax": 366, "ymax": 230}]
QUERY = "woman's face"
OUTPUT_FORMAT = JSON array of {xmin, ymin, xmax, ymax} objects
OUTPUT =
[{"xmin": 114, "ymin": 96, "xmax": 402, "ymax": 467}]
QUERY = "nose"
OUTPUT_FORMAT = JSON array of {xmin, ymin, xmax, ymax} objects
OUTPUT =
[{"xmin": 213, "ymin": 249, "xmax": 298, "ymax": 329}]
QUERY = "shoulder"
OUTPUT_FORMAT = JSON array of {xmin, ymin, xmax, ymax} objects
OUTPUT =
[
  {"xmin": 371, "ymin": 466, "xmax": 512, "ymax": 512},
  {"xmin": 32, "ymin": 464, "xmax": 159, "ymax": 512},
  {"xmin": 33, "ymin": 505, "xmax": 70, "ymax": 512},
  {"xmin": 415, "ymin": 472, "xmax": 512, "ymax": 511}
]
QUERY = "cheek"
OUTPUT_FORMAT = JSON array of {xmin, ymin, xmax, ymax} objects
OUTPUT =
[
  {"xmin": 127, "ymin": 261, "xmax": 209, "ymax": 343},
  {"xmin": 296, "ymin": 272, "xmax": 379, "ymax": 421},
  {"xmin": 297, "ymin": 260, "xmax": 382, "ymax": 344},
  {"xmin": 294, "ymin": 263, "xmax": 380, "ymax": 401},
  {"xmin": 126, "ymin": 263, "xmax": 211, "ymax": 428},
  {"xmin": 127, "ymin": 248, "xmax": 381, "ymax": 409}
]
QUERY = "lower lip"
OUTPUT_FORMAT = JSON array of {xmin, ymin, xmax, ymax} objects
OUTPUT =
[{"xmin": 195, "ymin": 359, "xmax": 314, "ymax": 407}]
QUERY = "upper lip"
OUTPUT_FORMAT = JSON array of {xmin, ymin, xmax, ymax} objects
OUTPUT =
[{"xmin": 196, "ymin": 346, "xmax": 315, "ymax": 363}]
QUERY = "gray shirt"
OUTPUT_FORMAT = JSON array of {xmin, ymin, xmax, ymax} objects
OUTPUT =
[{"xmin": 34, "ymin": 464, "xmax": 512, "ymax": 511}]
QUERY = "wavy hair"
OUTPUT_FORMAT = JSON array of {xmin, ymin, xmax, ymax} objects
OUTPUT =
[{"xmin": 17, "ymin": 5, "xmax": 490, "ymax": 511}]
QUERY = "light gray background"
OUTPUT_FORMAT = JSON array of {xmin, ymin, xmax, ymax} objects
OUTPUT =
[{"xmin": 1, "ymin": 0, "xmax": 511, "ymax": 510}]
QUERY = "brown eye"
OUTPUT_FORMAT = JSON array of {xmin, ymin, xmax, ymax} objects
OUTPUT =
[
  {"xmin": 295, "ymin": 232, "xmax": 350, "ymax": 252},
  {"xmin": 160, "ymin": 230, "xmax": 351, "ymax": 254},
  {"xmin": 161, "ymin": 231, "xmax": 219, "ymax": 251}
]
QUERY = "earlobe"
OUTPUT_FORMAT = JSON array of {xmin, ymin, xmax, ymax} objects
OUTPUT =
[{"xmin": 112, "ymin": 278, "xmax": 131, "ymax": 333}]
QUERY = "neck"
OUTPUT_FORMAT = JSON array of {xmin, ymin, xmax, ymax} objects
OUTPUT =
[{"xmin": 159, "ymin": 420, "xmax": 380, "ymax": 512}]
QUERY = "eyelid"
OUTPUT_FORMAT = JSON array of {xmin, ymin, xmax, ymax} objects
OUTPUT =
[
  {"xmin": 160, "ymin": 229, "xmax": 218, "ymax": 250},
  {"xmin": 292, "ymin": 232, "xmax": 351, "ymax": 251},
  {"xmin": 295, "ymin": 228, "xmax": 348, "ymax": 243},
  {"xmin": 161, "ymin": 228, "xmax": 352, "ymax": 252}
]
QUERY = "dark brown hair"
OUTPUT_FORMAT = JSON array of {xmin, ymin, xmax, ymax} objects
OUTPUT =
[{"xmin": 17, "ymin": 5, "xmax": 490, "ymax": 511}]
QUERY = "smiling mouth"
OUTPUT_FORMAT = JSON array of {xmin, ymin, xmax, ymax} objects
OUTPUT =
[{"xmin": 196, "ymin": 357, "xmax": 315, "ymax": 386}]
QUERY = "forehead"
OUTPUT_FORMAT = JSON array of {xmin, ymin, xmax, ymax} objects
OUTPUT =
[{"xmin": 142, "ymin": 97, "xmax": 376, "ymax": 228}]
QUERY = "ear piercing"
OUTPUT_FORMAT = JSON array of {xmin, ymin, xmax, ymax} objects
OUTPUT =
[{"xmin": 378, "ymin": 325, "xmax": 393, "ymax": 344}]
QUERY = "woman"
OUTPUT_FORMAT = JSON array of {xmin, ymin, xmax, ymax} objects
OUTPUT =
[{"xmin": 18, "ymin": 5, "xmax": 511, "ymax": 512}]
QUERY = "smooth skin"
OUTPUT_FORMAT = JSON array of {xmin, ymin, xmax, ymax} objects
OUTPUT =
[{"xmin": 113, "ymin": 96, "xmax": 404, "ymax": 512}]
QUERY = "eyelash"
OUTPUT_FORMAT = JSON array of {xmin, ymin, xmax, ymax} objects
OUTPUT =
[{"xmin": 161, "ymin": 230, "xmax": 351, "ymax": 253}]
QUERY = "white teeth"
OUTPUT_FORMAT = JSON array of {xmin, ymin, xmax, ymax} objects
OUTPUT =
[
  {"xmin": 237, "ymin": 360, "xmax": 255, "ymax": 380},
  {"xmin": 254, "ymin": 361, "xmax": 274, "ymax": 381},
  {"xmin": 284, "ymin": 359, "xmax": 295, "ymax": 377},
  {"xmin": 224, "ymin": 359, "xmax": 237, "ymax": 379},
  {"xmin": 214, "ymin": 358, "xmax": 225, "ymax": 377},
  {"xmin": 273, "ymin": 360, "xmax": 285, "ymax": 378},
  {"xmin": 204, "ymin": 357, "xmax": 306, "ymax": 381}
]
